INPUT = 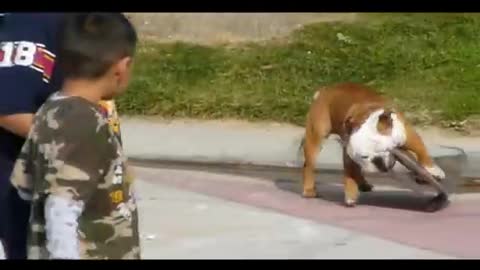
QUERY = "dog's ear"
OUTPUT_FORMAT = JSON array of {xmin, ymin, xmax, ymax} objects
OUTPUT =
[
  {"xmin": 343, "ymin": 116, "xmax": 355, "ymax": 135},
  {"xmin": 342, "ymin": 116, "xmax": 355, "ymax": 142},
  {"xmin": 340, "ymin": 116, "xmax": 354, "ymax": 144},
  {"xmin": 379, "ymin": 110, "xmax": 393, "ymax": 121},
  {"xmin": 343, "ymin": 105, "xmax": 358, "ymax": 136},
  {"xmin": 377, "ymin": 110, "xmax": 393, "ymax": 135}
]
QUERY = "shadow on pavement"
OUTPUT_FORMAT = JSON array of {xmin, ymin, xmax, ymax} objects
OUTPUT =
[
  {"xmin": 274, "ymin": 178, "xmax": 433, "ymax": 212},
  {"xmin": 274, "ymin": 148, "xmax": 468, "ymax": 212}
]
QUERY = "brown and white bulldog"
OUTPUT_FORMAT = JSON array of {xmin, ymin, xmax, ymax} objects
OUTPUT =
[{"xmin": 301, "ymin": 82, "xmax": 445, "ymax": 206}]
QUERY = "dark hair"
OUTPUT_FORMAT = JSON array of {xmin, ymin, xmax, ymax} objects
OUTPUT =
[{"xmin": 58, "ymin": 13, "xmax": 138, "ymax": 79}]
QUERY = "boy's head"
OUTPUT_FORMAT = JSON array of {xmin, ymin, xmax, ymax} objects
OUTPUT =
[{"xmin": 58, "ymin": 13, "xmax": 138, "ymax": 99}]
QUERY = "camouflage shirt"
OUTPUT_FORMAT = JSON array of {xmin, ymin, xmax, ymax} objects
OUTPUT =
[{"xmin": 10, "ymin": 94, "xmax": 141, "ymax": 259}]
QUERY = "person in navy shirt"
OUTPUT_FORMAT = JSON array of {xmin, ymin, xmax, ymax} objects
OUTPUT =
[{"xmin": 0, "ymin": 13, "xmax": 65, "ymax": 259}]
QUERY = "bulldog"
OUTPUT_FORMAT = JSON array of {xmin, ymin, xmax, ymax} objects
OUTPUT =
[{"xmin": 300, "ymin": 82, "xmax": 445, "ymax": 206}]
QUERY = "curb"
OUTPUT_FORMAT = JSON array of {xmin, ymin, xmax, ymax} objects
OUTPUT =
[{"xmin": 121, "ymin": 118, "xmax": 479, "ymax": 180}]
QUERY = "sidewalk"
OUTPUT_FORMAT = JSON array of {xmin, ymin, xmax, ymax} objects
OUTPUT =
[
  {"xmin": 121, "ymin": 117, "xmax": 479, "ymax": 178},
  {"xmin": 136, "ymin": 167, "xmax": 480, "ymax": 258},
  {"xmin": 1, "ymin": 176, "xmax": 453, "ymax": 259},
  {"xmin": 137, "ymin": 177, "xmax": 453, "ymax": 259}
]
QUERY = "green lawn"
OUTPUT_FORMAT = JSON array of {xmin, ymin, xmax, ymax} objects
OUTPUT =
[{"xmin": 118, "ymin": 13, "xmax": 480, "ymax": 127}]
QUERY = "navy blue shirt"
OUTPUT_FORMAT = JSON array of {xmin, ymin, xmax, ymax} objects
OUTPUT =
[{"xmin": 0, "ymin": 13, "xmax": 65, "ymax": 187}]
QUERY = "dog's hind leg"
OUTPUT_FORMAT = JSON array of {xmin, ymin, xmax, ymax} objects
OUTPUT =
[
  {"xmin": 302, "ymin": 108, "xmax": 331, "ymax": 198},
  {"xmin": 357, "ymin": 176, "xmax": 374, "ymax": 192}
]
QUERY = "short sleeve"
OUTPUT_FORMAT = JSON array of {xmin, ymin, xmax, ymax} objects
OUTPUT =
[{"xmin": 0, "ymin": 13, "xmax": 64, "ymax": 115}]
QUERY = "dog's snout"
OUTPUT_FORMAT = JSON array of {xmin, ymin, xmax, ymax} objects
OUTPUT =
[
  {"xmin": 371, "ymin": 154, "xmax": 396, "ymax": 172},
  {"xmin": 372, "ymin": 156, "xmax": 389, "ymax": 172}
]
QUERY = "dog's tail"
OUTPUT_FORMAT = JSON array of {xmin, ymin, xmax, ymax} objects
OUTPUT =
[
  {"xmin": 296, "ymin": 88, "xmax": 324, "ymax": 164},
  {"xmin": 297, "ymin": 135, "xmax": 306, "ymax": 160},
  {"xmin": 312, "ymin": 86, "xmax": 327, "ymax": 101},
  {"xmin": 295, "ymin": 135, "xmax": 306, "ymax": 167}
]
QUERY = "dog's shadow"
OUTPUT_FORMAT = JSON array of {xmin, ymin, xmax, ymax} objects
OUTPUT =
[
  {"xmin": 274, "ymin": 151, "xmax": 465, "ymax": 212},
  {"xmin": 274, "ymin": 178, "xmax": 436, "ymax": 212}
]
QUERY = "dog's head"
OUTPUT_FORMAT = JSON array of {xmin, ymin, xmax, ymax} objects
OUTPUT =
[{"xmin": 343, "ymin": 105, "xmax": 407, "ymax": 173}]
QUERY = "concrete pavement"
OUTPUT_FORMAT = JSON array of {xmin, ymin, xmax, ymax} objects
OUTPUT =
[
  {"xmin": 1, "ymin": 170, "xmax": 456, "ymax": 259},
  {"xmin": 136, "ymin": 167, "xmax": 479, "ymax": 259},
  {"xmin": 137, "ymin": 174, "xmax": 453, "ymax": 259},
  {"xmin": 1, "ymin": 168, "xmax": 476, "ymax": 259}
]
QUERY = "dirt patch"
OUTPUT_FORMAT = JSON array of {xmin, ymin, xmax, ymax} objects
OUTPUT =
[{"xmin": 127, "ymin": 13, "xmax": 358, "ymax": 45}]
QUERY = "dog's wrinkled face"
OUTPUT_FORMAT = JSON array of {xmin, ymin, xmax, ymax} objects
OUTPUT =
[{"xmin": 344, "ymin": 107, "xmax": 407, "ymax": 173}]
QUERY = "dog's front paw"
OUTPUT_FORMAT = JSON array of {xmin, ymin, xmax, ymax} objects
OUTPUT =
[
  {"xmin": 358, "ymin": 182, "xmax": 374, "ymax": 192},
  {"xmin": 344, "ymin": 198, "xmax": 357, "ymax": 207},
  {"xmin": 425, "ymin": 164, "xmax": 446, "ymax": 181},
  {"xmin": 302, "ymin": 189, "xmax": 318, "ymax": 198},
  {"xmin": 413, "ymin": 175, "xmax": 429, "ymax": 185}
]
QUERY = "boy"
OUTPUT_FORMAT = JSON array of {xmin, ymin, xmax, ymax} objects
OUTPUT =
[
  {"xmin": 9, "ymin": 13, "xmax": 140, "ymax": 259},
  {"xmin": 0, "ymin": 13, "xmax": 129, "ymax": 259}
]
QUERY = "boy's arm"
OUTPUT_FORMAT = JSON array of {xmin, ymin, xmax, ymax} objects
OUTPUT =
[
  {"xmin": 44, "ymin": 195, "xmax": 84, "ymax": 259},
  {"xmin": 43, "ymin": 105, "xmax": 113, "ymax": 259}
]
